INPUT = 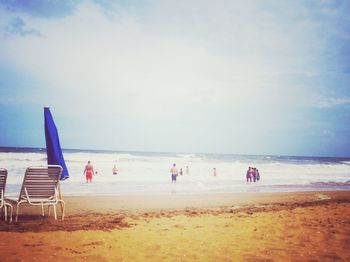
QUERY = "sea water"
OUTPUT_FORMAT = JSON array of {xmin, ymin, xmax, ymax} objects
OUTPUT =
[{"xmin": 0, "ymin": 147, "xmax": 350, "ymax": 196}]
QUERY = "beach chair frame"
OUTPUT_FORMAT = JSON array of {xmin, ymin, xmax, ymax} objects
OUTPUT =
[
  {"xmin": 0, "ymin": 168, "xmax": 13, "ymax": 222},
  {"xmin": 14, "ymin": 165, "xmax": 65, "ymax": 222}
]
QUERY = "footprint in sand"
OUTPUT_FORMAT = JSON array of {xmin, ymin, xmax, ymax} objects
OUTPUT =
[{"xmin": 314, "ymin": 194, "xmax": 331, "ymax": 201}]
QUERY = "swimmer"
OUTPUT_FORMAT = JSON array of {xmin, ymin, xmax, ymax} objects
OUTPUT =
[
  {"xmin": 170, "ymin": 163, "xmax": 178, "ymax": 183},
  {"xmin": 246, "ymin": 167, "xmax": 252, "ymax": 183},
  {"xmin": 112, "ymin": 164, "xmax": 118, "ymax": 175},
  {"xmin": 83, "ymin": 161, "xmax": 94, "ymax": 183}
]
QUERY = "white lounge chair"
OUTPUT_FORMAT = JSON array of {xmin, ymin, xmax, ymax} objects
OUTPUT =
[
  {"xmin": 0, "ymin": 168, "xmax": 13, "ymax": 222},
  {"xmin": 10, "ymin": 165, "xmax": 65, "ymax": 222}
]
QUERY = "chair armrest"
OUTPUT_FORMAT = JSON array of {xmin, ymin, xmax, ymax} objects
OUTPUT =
[{"xmin": 0, "ymin": 189, "xmax": 3, "ymax": 207}]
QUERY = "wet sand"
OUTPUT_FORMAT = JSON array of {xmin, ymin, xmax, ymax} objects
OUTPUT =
[{"xmin": 1, "ymin": 191, "xmax": 350, "ymax": 261}]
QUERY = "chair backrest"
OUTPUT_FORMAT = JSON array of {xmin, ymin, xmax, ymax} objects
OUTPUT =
[
  {"xmin": 0, "ymin": 168, "xmax": 8, "ymax": 202},
  {"xmin": 19, "ymin": 165, "xmax": 62, "ymax": 201}
]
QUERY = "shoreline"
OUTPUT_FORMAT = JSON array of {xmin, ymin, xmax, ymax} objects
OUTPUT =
[
  {"xmin": 2, "ymin": 190, "xmax": 350, "ymax": 216},
  {"xmin": 62, "ymin": 190, "xmax": 350, "ymax": 213},
  {"xmin": 6, "ymin": 183, "xmax": 350, "ymax": 200},
  {"xmin": 2, "ymin": 190, "xmax": 349, "ymax": 221}
]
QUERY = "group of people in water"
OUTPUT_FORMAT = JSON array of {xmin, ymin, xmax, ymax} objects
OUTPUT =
[
  {"xmin": 246, "ymin": 166, "xmax": 260, "ymax": 182},
  {"xmin": 170, "ymin": 164, "xmax": 190, "ymax": 183},
  {"xmin": 83, "ymin": 161, "xmax": 261, "ymax": 184},
  {"xmin": 170, "ymin": 164, "xmax": 221, "ymax": 183},
  {"xmin": 83, "ymin": 161, "xmax": 119, "ymax": 183}
]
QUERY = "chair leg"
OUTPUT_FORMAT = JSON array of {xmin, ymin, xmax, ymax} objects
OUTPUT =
[
  {"xmin": 60, "ymin": 200, "xmax": 65, "ymax": 221},
  {"xmin": 41, "ymin": 203, "xmax": 44, "ymax": 217},
  {"xmin": 8, "ymin": 204, "xmax": 13, "ymax": 223},
  {"xmin": 5, "ymin": 203, "xmax": 13, "ymax": 223},
  {"xmin": 53, "ymin": 204, "xmax": 57, "ymax": 220},
  {"xmin": 4, "ymin": 206, "xmax": 7, "ymax": 222},
  {"xmin": 16, "ymin": 202, "xmax": 21, "ymax": 222}
]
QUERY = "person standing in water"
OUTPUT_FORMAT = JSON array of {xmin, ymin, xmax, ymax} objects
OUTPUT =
[
  {"xmin": 170, "ymin": 163, "xmax": 178, "ymax": 183},
  {"xmin": 252, "ymin": 167, "xmax": 257, "ymax": 182},
  {"xmin": 83, "ymin": 160, "xmax": 94, "ymax": 183},
  {"xmin": 213, "ymin": 167, "xmax": 217, "ymax": 176},
  {"xmin": 186, "ymin": 166, "xmax": 189, "ymax": 175},
  {"xmin": 112, "ymin": 164, "xmax": 118, "ymax": 175},
  {"xmin": 246, "ymin": 167, "xmax": 253, "ymax": 183}
]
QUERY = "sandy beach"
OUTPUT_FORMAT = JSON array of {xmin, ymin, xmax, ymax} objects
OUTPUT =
[{"xmin": 1, "ymin": 191, "xmax": 350, "ymax": 261}]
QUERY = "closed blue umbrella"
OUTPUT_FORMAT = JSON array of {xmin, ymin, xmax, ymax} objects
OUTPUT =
[{"xmin": 44, "ymin": 107, "xmax": 69, "ymax": 180}]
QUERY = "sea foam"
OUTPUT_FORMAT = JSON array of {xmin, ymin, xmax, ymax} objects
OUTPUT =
[{"xmin": 1, "ymin": 150, "xmax": 349, "ymax": 196}]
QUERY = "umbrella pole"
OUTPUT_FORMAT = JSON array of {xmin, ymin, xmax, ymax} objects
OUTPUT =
[{"xmin": 57, "ymin": 182, "xmax": 65, "ymax": 221}]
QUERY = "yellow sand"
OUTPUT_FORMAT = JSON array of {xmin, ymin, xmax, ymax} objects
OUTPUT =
[{"xmin": 0, "ymin": 191, "xmax": 349, "ymax": 261}]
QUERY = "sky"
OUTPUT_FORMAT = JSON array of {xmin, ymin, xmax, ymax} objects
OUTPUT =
[{"xmin": 0, "ymin": 0, "xmax": 349, "ymax": 157}]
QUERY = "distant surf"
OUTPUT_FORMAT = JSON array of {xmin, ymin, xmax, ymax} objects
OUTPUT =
[{"xmin": 1, "ymin": 147, "xmax": 350, "ymax": 196}]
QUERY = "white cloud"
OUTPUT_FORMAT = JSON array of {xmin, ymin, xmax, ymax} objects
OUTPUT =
[
  {"xmin": 314, "ymin": 96, "xmax": 350, "ymax": 108},
  {"xmin": 1, "ymin": 2, "xmax": 298, "ymax": 106},
  {"xmin": 1, "ymin": 0, "xmax": 349, "ymax": 154}
]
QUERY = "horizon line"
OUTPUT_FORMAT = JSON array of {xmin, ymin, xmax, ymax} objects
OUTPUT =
[{"xmin": 0, "ymin": 146, "xmax": 349, "ymax": 159}]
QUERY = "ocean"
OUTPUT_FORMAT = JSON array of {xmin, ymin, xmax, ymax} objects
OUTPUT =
[{"xmin": 1, "ymin": 147, "xmax": 350, "ymax": 196}]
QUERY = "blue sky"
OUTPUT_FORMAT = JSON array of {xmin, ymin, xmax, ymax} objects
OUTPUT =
[{"xmin": 0, "ymin": 0, "xmax": 350, "ymax": 157}]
